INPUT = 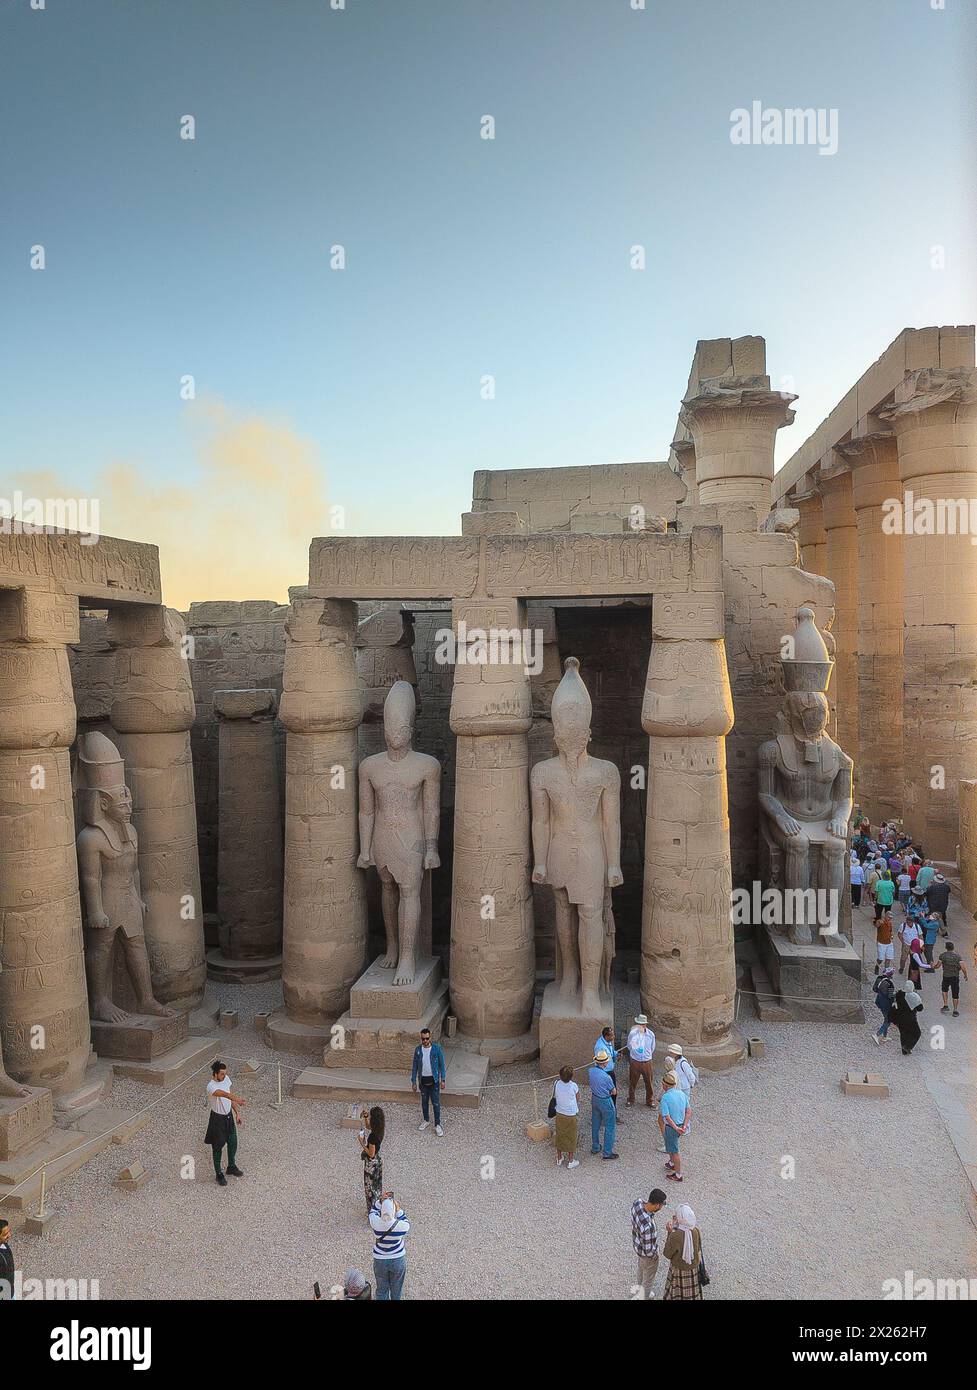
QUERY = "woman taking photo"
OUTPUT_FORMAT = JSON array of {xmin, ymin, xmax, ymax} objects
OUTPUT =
[{"xmin": 359, "ymin": 1105, "xmax": 385, "ymax": 1213}]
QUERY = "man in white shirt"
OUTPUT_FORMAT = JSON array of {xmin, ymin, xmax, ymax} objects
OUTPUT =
[
  {"xmin": 665, "ymin": 1043, "xmax": 698, "ymax": 1095},
  {"xmin": 204, "ymin": 1059, "xmax": 246, "ymax": 1187},
  {"xmin": 626, "ymin": 1014, "xmax": 656, "ymax": 1107}
]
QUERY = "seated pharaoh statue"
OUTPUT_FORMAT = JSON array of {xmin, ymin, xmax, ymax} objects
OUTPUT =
[
  {"xmin": 76, "ymin": 731, "xmax": 174, "ymax": 1023},
  {"xmin": 758, "ymin": 607, "xmax": 854, "ymax": 946},
  {"xmin": 356, "ymin": 680, "xmax": 441, "ymax": 987}
]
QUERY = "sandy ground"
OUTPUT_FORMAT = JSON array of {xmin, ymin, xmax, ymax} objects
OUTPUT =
[{"xmin": 8, "ymin": 900, "xmax": 977, "ymax": 1301}]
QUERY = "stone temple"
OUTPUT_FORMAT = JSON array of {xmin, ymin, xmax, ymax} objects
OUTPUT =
[{"xmin": 2, "ymin": 327, "xmax": 975, "ymax": 1188}]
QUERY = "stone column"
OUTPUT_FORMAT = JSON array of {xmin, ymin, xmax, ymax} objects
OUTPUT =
[
  {"xmin": 640, "ymin": 598, "xmax": 743, "ymax": 1070},
  {"xmin": 0, "ymin": 589, "xmax": 91, "ymax": 1097},
  {"xmin": 208, "ymin": 688, "xmax": 283, "ymax": 981},
  {"xmin": 270, "ymin": 597, "xmax": 367, "ymax": 1051},
  {"xmin": 819, "ymin": 465, "xmax": 860, "ymax": 776},
  {"xmin": 839, "ymin": 431, "xmax": 904, "ymax": 824},
  {"xmin": 883, "ymin": 368, "xmax": 977, "ymax": 857},
  {"xmin": 108, "ymin": 605, "xmax": 206, "ymax": 1010},
  {"xmin": 680, "ymin": 383, "xmax": 795, "ymax": 515},
  {"xmin": 795, "ymin": 488, "xmax": 827, "ymax": 577},
  {"xmin": 449, "ymin": 596, "xmax": 536, "ymax": 1062}
]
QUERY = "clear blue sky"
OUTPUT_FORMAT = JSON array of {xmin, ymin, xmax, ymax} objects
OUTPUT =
[{"xmin": 2, "ymin": 0, "xmax": 975, "ymax": 594}]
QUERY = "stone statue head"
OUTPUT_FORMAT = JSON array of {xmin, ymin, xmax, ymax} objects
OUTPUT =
[
  {"xmin": 77, "ymin": 731, "xmax": 132, "ymax": 828},
  {"xmin": 383, "ymin": 680, "xmax": 415, "ymax": 753},
  {"xmin": 785, "ymin": 690, "xmax": 829, "ymax": 742},
  {"xmin": 551, "ymin": 657, "xmax": 592, "ymax": 758}
]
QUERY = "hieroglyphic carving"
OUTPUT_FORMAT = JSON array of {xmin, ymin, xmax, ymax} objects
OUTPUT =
[
  {"xmin": 485, "ymin": 532, "xmax": 693, "ymax": 597},
  {"xmin": 310, "ymin": 537, "xmax": 481, "ymax": 600},
  {"xmin": 0, "ymin": 532, "xmax": 160, "ymax": 604}
]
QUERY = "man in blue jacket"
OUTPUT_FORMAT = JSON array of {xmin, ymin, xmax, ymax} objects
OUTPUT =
[{"xmin": 410, "ymin": 1027, "xmax": 447, "ymax": 1135}]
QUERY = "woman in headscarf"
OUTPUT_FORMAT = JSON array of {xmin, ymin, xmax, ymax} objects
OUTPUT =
[
  {"xmin": 662, "ymin": 1204, "xmax": 703, "ymax": 1300},
  {"xmin": 890, "ymin": 987, "xmax": 923, "ymax": 1055}
]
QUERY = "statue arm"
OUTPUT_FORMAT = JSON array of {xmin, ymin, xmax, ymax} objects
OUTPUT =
[
  {"xmin": 357, "ymin": 763, "xmax": 375, "ymax": 867},
  {"xmin": 601, "ymin": 765, "xmax": 623, "ymax": 887},
  {"xmin": 758, "ymin": 743, "xmax": 800, "ymax": 838},
  {"xmin": 829, "ymin": 753, "xmax": 854, "ymax": 837},
  {"xmin": 422, "ymin": 760, "xmax": 441, "ymax": 869},
  {"xmin": 77, "ymin": 832, "xmax": 108, "ymax": 927},
  {"xmin": 530, "ymin": 770, "xmax": 550, "ymax": 882}
]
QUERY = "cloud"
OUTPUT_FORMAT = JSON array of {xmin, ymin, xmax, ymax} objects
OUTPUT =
[{"xmin": 17, "ymin": 400, "xmax": 328, "ymax": 610}]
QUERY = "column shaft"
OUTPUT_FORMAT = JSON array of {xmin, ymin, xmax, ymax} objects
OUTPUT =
[
  {"xmin": 842, "ymin": 433, "xmax": 904, "ymax": 823},
  {"xmin": 277, "ymin": 599, "xmax": 366, "ymax": 1039},
  {"xmin": 109, "ymin": 606, "xmax": 205, "ymax": 1009},
  {"xmin": 214, "ymin": 689, "xmax": 283, "ymax": 964},
  {"xmin": 0, "ymin": 590, "xmax": 91, "ymax": 1095},
  {"xmin": 883, "ymin": 369, "xmax": 977, "ymax": 856},
  {"xmin": 640, "ymin": 629, "xmax": 742, "ymax": 1069},
  {"xmin": 449, "ymin": 597, "xmax": 535, "ymax": 1058},
  {"xmin": 820, "ymin": 468, "xmax": 860, "ymax": 775}
]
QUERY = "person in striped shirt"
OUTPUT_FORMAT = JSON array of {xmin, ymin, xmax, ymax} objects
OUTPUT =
[{"xmin": 369, "ymin": 1194, "xmax": 410, "ymax": 1300}]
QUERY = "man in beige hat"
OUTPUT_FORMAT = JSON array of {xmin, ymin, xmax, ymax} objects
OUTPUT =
[
  {"xmin": 626, "ymin": 1014, "xmax": 655, "ymax": 1107},
  {"xmin": 665, "ymin": 1043, "xmax": 698, "ymax": 1096}
]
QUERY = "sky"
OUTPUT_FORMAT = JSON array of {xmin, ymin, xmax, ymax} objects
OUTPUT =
[{"xmin": 2, "ymin": 0, "xmax": 975, "ymax": 608}]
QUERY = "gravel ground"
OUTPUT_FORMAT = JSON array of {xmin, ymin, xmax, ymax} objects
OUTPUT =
[{"xmin": 8, "ymin": 916, "xmax": 976, "ymax": 1301}]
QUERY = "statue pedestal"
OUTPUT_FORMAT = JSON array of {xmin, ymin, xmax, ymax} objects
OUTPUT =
[
  {"xmin": 91, "ymin": 1012, "xmax": 188, "ymax": 1062},
  {"xmin": 323, "ymin": 955, "xmax": 449, "ymax": 1071},
  {"xmin": 758, "ymin": 927, "xmax": 863, "ymax": 1022},
  {"xmin": 91, "ymin": 1012, "xmax": 221, "ymax": 1086},
  {"xmin": 538, "ymin": 980, "xmax": 613, "ymax": 1080},
  {"xmin": 349, "ymin": 955, "xmax": 442, "ymax": 1019},
  {"xmin": 0, "ymin": 1087, "xmax": 54, "ymax": 1162}
]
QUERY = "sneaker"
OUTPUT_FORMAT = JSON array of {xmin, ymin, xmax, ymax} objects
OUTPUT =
[
  {"xmin": 418, "ymin": 1121, "xmax": 430, "ymax": 1132},
  {"xmin": 591, "ymin": 1148, "xmax": 600, "ymax": 1155},
  {"xmin": 873, "ymin": 1033, "xmax": 882, "ymax": 1044},
  {"xmin": 435, "ymin": 1124, "xmax": 444, "ymax": 1137},
  {"xmin": 941, "ymin": 1005, "xmax": 950, "ymax": 1013},
  {"xmin": 216, "ymin": 1172, "xmax": 228, "ymax": 1187},
  {"xmin": 602, "ymin": 1153, "xmax": 619, "ymax": 1161},
  {"xmin": 953, "ymin": 1010, "xmax": 960, "ymax": 1017},
  {"xmin": 567, "ymin": 1159, "xmax": 580, "ymax": 1170},
  {"xmin": 226, "ymin": 1165, "xmax": 244, "ymax": 1177},
  {"xmin": 556, "ymin": 1154, "xmax": 564, "ymax": 1166}
]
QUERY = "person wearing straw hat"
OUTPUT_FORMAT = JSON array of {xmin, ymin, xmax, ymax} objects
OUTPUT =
[
  {"xmin": 659, "ymin": 1068, "xmax": 689, "ymax": 1181},
  {"xmin": 588, "ymin": 1048, "xmax": 618, "ymax": 1160},
  {"xmin": 665, "ymin": 1044, "xmax": 698, "ymax": 1096},
  {"xmin": 662, "ymin": 1205, "xmax": 703, "ymax": 1300},
  {"xmin": 625, "ymin": 1014, "xmax": 656, "ymax": 1107}
]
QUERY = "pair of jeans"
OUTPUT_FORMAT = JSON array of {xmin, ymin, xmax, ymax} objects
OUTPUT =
[
  {"xmin": 419, "ymin": 1078, "xmax": 441, "ymax": 1125},
  {"xmin": 591, "ymin": 1095, "xmax": 616, "ymax": 1156},
  {"xmin": 373, "ymin": 1255, "xmax": 407, "ymax": 1301},
  {"xmin": 211, "ymin": 1119, "xmax": 237, "ymax": 1178},
  {"xmin": 875, "ymin": 995, "xmax": 892, "ymax": 1037}
]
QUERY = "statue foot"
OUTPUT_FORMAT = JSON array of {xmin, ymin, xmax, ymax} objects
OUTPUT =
[
  {"xmin": 93, "ymin": 998, "xmax": 131, "ymax": 1024},
  {"xmin": 0, "ymin": 1072, "xmax": 29, "ymax": 1099},
  {"xmin": 377, "ymin": 951, "xmax": 398, "ymax": 970},
  {"xmin": 139, "ymin": 999, "xmax": 175, "ymax": 1018},
  {"xmin": 392, "ymin": 954, "xmax": 416, "ymax": 987},
  {"xmin": 558, "ymin": 976, "xmax": 580, "ymax": 1004},
  {"xmin": 582, "ymin": 989, "xmax": 603, "ymax": 1019}
]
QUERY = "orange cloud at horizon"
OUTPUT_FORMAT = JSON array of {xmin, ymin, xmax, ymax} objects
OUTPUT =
[{"xmin": 18, "ymin": 401, "xmax": 329, "ymax": 611}]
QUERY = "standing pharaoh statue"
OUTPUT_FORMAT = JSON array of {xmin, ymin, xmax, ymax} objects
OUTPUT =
[
  {"xmin": 758, "ymin": 608, "xmax": 854, "ymax": 945},
  {"xmin": 531, "ymin": 658, "xmax": 622, "ymax": 1018},
  {"xmin": 76, "ymin": 731, "xmax": 174, "ymax": 1023},
  {"xmin": 357, "ymin": 681, "xmax": 441, "ymax": 987}
]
